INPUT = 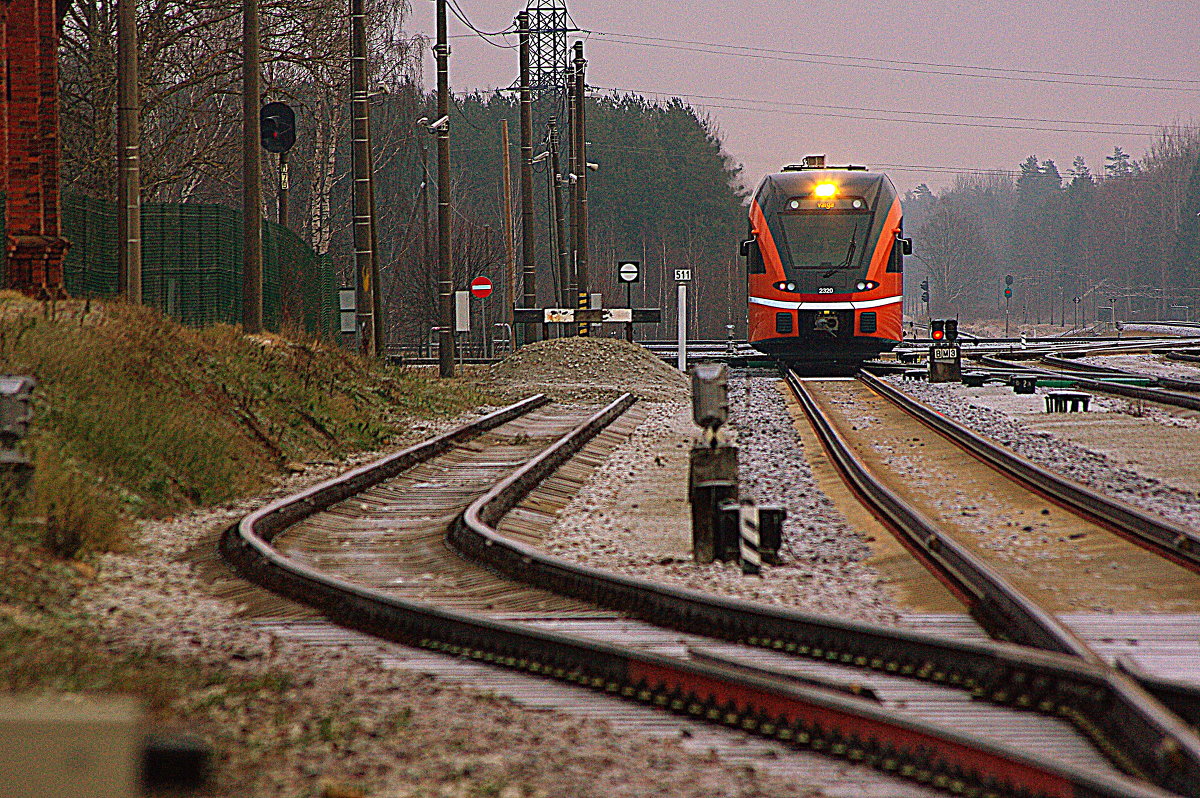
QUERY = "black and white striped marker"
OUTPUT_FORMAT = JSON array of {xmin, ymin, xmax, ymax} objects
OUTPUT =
[{"xmin": 738, "ymin": 499, "xmax": 761, "ymax": 576}]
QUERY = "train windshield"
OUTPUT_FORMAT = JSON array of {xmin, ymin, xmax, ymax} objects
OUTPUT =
[{"xmin": 777, "ymin": 211, "xmax": 873, "ymax": 276}]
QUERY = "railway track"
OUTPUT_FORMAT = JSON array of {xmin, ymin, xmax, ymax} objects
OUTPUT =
[
  {"xmin": 218, "ymin": 387, "xmax": 1200, "ymax": 796},
  {"xmin": 968, "ymin": 338, "xmax": 1200, "ymax": 412},
  {"xmin": 785, "ymin": 370, "xmax": 1200, "ymax": 789}
]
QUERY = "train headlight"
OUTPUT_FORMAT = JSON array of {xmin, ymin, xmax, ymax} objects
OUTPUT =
[
  {"xmin": 814, "ymin": 183, "xmax": 837, "ymax": 198},
  {"xmin": 786, "ymin": 282, "xmax": 796, "ymax": 291},
  {"xmin": 788, "ymin": 199, "xmax": 800, "ymax": 209},
  {"xmin": 854, "ymin": 280, "xmax": 879, "ymax": 292},
  {"xmin": 852, "ymin": 199, "xmax": 864, "ymax": 209}
]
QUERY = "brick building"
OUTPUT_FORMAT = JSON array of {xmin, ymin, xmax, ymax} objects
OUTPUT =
[{"xmin": 0, "ymin": 0, "xmax": 69, "ymax": 298}]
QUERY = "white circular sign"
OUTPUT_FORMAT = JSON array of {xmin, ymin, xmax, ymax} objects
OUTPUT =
[{"xmin": 618, "ymin": 261, "xmax": 640, "ymax": 283}]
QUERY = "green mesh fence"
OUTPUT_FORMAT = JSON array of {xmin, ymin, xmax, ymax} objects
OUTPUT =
[{"xmin": 58, "ymin": 194, "xmax": 336, "ymax": 336}]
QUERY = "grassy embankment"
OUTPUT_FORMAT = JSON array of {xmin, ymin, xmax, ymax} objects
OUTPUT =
[{"xmin": 0, "ymin": 292, "xmax": 491, "ymax": 791}]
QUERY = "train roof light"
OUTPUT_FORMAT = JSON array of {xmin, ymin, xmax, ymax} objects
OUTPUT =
[{"xmin": 814, "ymin": 182, "xmax": 837, "ymax": 198}]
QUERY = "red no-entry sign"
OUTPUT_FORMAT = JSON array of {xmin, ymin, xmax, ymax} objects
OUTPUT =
[{"xmin": 469, "ymin": 276, "xmax": 493, "ymax": 298}]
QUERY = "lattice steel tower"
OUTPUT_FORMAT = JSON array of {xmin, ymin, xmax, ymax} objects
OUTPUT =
[{"xmin": 525, "ymin": 0, "xmax": 574, "ymax": 101}]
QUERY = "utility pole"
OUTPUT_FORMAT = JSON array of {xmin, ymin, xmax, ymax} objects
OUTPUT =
[
  {"xmin": 517, "ymin": 11, "xmax": 536, "ymax": 342},
  {"xmin": 548, "ymin": 119, "xmax": 570, "ymax": 313},
  {"xmin": 242, "ymin": 0, "xmax": 263, "ymax": 332},
  {"xmin": 117, "ymin": 0, "xmax": 141, "ymax": 304},
  {"xmin": 566, "ymin": 65, "xmax": 578, "ymax": 319},
  {"xmin": 350, "ymin": 0, "xmax": 377, "ymax": 356},
  {"xmin": 572, "ymin": 42, "xmax": 589, "ymax": 333},
  {"xmin": 500, "ymin": 119, "xmax": 515, "ymax": 331},
  {"xmin": 436, "ymin": 0, "xmax": 454, "ymax": 377},
  {"xmin": 418, "ymin": 129, "xmax": 432, "ymax": 341},
  {"xmin": 367, "ymin": 121, "xmax": 384, "ymax": 356}
]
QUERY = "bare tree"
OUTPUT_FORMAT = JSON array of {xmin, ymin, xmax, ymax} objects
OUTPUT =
[{"xmin": 915, "ymin": 197, "xmax": 997, "ymax": 317}]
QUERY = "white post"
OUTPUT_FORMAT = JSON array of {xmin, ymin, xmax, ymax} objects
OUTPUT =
[{"xmin": 677, "ymin": 282, "xmax": 687, "ymax": 372}]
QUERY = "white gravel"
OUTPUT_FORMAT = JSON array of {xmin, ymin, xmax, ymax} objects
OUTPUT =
[{"xmin": 886, "ymin": 376, "xmax": 1200, "ymax": 533}]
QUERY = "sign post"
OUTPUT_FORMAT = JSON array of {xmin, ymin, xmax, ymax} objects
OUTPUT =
[
  {"xmin": 617, "ymin": 260, "xmax": 640, "ymax": 342},
  {"xmin": 675, "ymin": 268, "xmax": 691, "ymax": 371},
  {"xmin": 1004, "ymin": 274, "xmax": 1014, "ymax": 337}
]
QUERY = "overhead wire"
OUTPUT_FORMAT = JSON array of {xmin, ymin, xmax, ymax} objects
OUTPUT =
[
  {"xmin": 589, "ymin": 84, "xmax": 1161, "ymax": 132},
  {"xmin": 591, "ymin": 89, "xmax": 1160, "ymax": 137},
  {"xmin": 581, "ymin": 30, "xmax": 1200, "ymax": 92}
]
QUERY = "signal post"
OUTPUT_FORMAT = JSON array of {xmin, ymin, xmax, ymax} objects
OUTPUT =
[{"xmin": 928, "ymin": 318, "xmax": 961, "ymax": 383}]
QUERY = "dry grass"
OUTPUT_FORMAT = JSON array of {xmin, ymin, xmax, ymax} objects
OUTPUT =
[{"xmin": 0, "ymin": 295, "xmax": 490, "ymax": 556}]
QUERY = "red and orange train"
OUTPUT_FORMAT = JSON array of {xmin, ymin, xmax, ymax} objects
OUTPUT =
[{"xmin": 742, "ymin": 156, "xmax": 909, "ymax": 372}]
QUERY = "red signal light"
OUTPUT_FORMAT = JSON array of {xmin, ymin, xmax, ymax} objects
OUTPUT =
[{"xmin": 932, "ymin": 329, "xmax": 944, "ymax": 340}]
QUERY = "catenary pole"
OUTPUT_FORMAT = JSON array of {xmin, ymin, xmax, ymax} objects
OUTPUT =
[
  {"xmin": 367, "ymin": 118, "xmax": 384, "ymax": 356},
  {"xmin": 117, "ymin": 0, "xmax": 141, "ymax": 303},
  {"xmin": 350, "ymin": 0, "xmax": 376, "ymax": 355},
  {"xmin": 573, "ymin": 42, "xmax": 588, "ymax": 303},
  {"xmin": 548, "ymin": 119, "xmax": 571, "ymax": 314},
  {"xmin": 242, "ymin": 0, "xmax": 263, "ymax": 331},
  {"xmin": 566, "ymin": 64, "xmax": 578, "ymax": 325},
  {"xmin": 500, "ymin": 119, "xmax": 515, "ymax": 332},
  {"xmin": 436, "ymin": 0, "xmax": 455, "ymax": 376},
  {"xmin": 517, "ymin": 12, "xmax": 536, "ymax": 342}
]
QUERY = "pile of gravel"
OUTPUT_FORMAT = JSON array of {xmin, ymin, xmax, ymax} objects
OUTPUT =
[
  {"xmin": 887, "ymin": 376, "xmax": 1200, "ymax": 532},
  {"xmin": 489, "ymin": 337, "xmax": 688, "ymax": 402}
]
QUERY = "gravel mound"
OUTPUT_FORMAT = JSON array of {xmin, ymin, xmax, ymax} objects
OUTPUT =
[{"xmin": 489, "ymin": 337, "xmax": 688, "ymax": 402}]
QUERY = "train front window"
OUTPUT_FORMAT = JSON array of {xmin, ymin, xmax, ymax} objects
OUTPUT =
[{"xmin": 777, "ymin": 212, "xmax": 872, "ymax": 277}]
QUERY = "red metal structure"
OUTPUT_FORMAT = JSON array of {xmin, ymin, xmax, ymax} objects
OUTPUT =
[
  {"xmin": 743, "ymin": 157, "xmax": 907, "ymax": 371},
  {"xmin": 0, "ymin": 0, "xmax": 69, "ymax": 298}
]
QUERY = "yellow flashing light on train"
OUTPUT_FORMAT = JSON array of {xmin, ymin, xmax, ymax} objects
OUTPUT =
[{"xmin": 813, "ymin": 182, "xmax": 837, "ymax": 198}]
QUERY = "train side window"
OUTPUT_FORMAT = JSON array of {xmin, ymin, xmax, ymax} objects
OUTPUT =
[{"xmin": 743, "ymin": 238, "xmax": 766, "ymax": 275}]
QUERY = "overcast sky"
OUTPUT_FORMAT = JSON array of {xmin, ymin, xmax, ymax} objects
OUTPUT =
[{"xmin": 409, "ymin": 0, "xmax": 1199, "ymax": 194}]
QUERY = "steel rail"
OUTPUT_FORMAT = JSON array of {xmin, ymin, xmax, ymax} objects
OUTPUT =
[
  {"xmin": 453, "ymin": 385, "xmax": 1200, "ymax": 795},
  {"xmin": 784, "ymin": 370, "xmax": 1200, "ymax": 794},
  {"xmin": 1162, "ymin": 348, "xmax": 1200, "ymax": 364},
  {"xmin": 861, "ymin": 371, "xmax": 1200, "ymax": 575},
  {"xmin": 976, "ymin": 351, "xmax": 1200, "ymax": 412},
  {"xmin": 1037, "ymin": 348, "xmax": 1200, "ymax": 393},
  {"xmin": 221, "ymin": 395, "xmax": 1177, "ymax": 798},
  {"xmin": 860, "ymin": 370, "xmax": 1200, "ymax": 723}
]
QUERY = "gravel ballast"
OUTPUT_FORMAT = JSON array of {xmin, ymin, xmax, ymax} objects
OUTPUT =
[{"xmin": 886, "ymin": 375, "xmax": 1200, "ymax": 533}]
